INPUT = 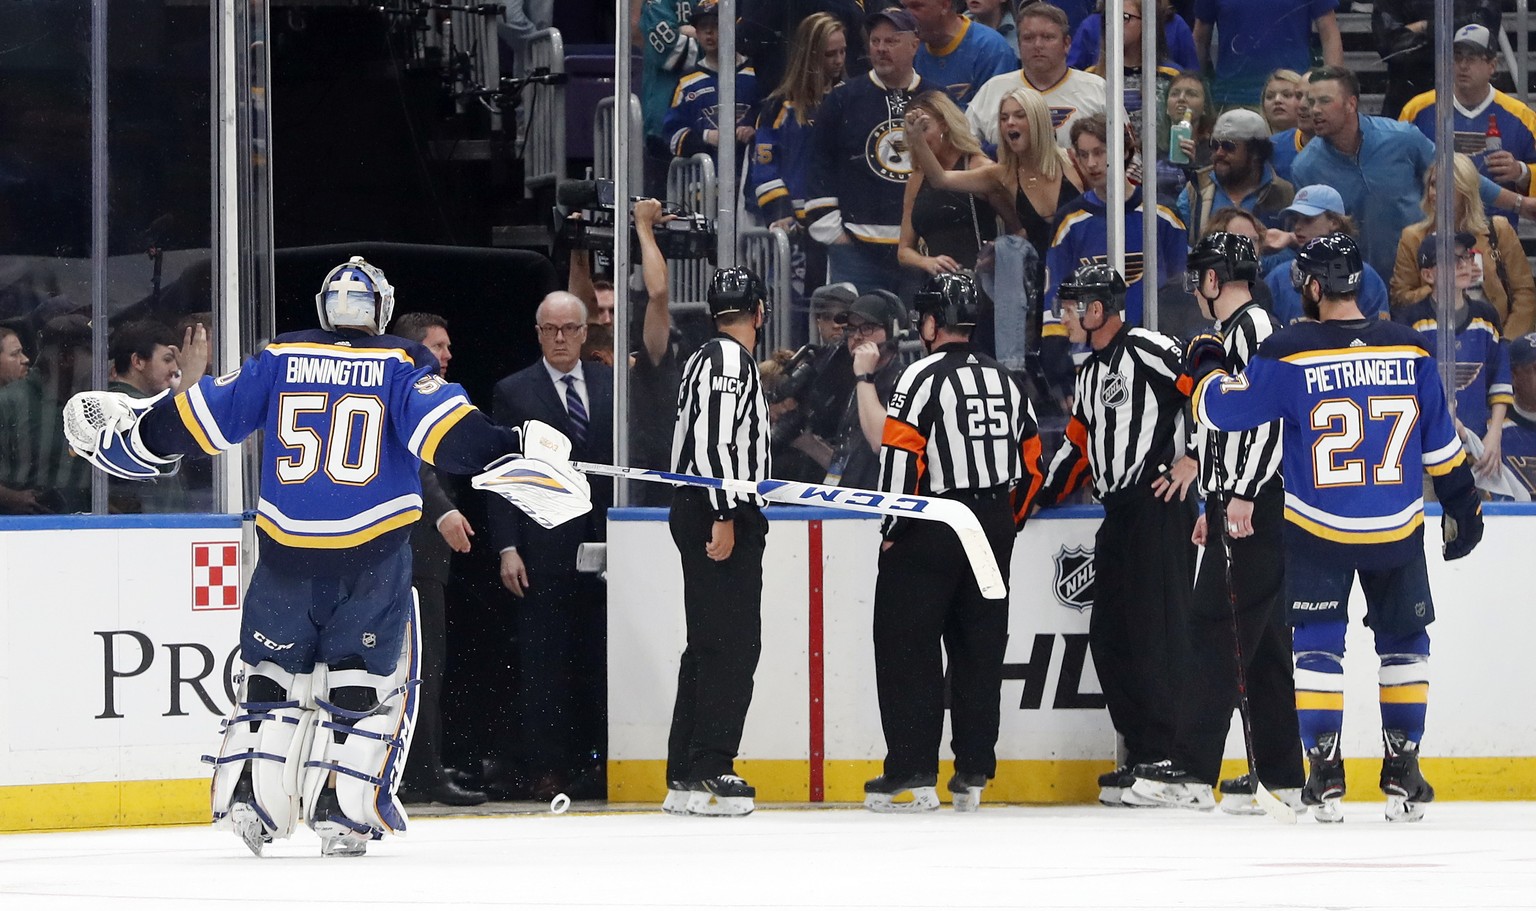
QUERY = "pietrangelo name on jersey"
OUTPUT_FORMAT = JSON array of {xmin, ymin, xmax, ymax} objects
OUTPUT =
[
  {"xmin": 284, "ymin": 356, "xmax": 387, "ymax": 387},
  {"xmin": 1303, "ymin": 357, "xmax": 1415, "ymax": 395}
]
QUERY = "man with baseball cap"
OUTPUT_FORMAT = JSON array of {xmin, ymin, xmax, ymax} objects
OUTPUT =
[
  {"xmin": 1398, "ymin": 23, "xmax": 1536, "ymax": 225},
  {"xmin": 1262, "ymin": 184, "xmax": 1391, "ymax": 324},
  {"xmin": 1374, "ymin": 5, "xmax": 1504, "ymax": 118},
  {"xmin": 1178, "ymin": 108, "xmax": 1297, "ymax": 237}
]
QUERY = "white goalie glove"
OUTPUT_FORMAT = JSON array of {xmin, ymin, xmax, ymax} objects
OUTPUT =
[
  {"xmin": 472, "ymin": 420, "xmax": 591, "ymax": 529},
  {"xmin": 61, "ymin": 389, "xmax": 182, "ymax": 480}
]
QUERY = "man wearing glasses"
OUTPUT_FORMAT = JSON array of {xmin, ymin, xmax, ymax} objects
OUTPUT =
[
  {"xmin": 1178, "ymin": 108, "xmax": 1297, "ymax": 238},
  {"xmin": 487, "ymin": 289, "xmax": 613, "ymax": 803}
]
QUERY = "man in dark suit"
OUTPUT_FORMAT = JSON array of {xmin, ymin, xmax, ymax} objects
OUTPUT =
[
  {"xmin": 392, "ymin": 312, "xmax": 488, "ymax": 807},
  {"xmin": 489, "ymin": 291, "xmax": 613, "ymax": 801}
]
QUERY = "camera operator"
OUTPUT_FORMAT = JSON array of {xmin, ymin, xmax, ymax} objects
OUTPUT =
[
  {"xmin": 768, "ymin": 283, "xmax": 858, "ymax": 482},
  {"xmin": 827, "ymin": 290, "xmax": 908, "ymax": 491}
]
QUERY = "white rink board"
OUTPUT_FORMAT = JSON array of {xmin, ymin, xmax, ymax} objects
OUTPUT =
[
  {"xmin": 0, "ymin": 522, "xmax": 243, "ymax": 787},
  {"xmin": 609, "ymin": 508, "xmax": 1536, "ymax": 764}
]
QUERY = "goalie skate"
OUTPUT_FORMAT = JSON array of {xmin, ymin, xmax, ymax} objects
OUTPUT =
[
  {"xmin": 863, "ymin": 773, "xmax": 939, "ymax": 813},
  {"xmin": 686, "ymin": 775, "xmax": 755, "ymax": 817},
  {"xmin": 947, "ymin": 772, "xmax": 986, "ymax": 812},
  {"xmin": 1381, "ymin": 730, "xmax": 1434, "ymax": 823},
  {"xmin": 227, "ymin": 776, "xmax": 273, "ymax": 857}
]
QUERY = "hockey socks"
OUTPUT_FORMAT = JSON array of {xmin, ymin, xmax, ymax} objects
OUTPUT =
[
  {"xmin": 1292, "ymin": 620, "xmax": 1346, "ymax": 751},
  {"xmin": 1376, "ymin": 630, "xmax": 1430, "ymax": 743}
]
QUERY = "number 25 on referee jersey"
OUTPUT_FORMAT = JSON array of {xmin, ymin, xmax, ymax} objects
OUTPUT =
[
  {"xmin": 1310, "ymin": 395, "xmax": 1417, "ymax": 487},
  {"xmin": 965, "ymin": 397, "xmax": 1009, "ymax": 437}
]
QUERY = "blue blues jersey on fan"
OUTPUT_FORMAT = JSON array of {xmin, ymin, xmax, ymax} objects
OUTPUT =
[
  {"xmin": 1399, "ymin": 89, "xmax": 1536, "ymax": 224},
  {"xmin": 1192, "ymin": 319, "xmax": 1473, "ymax": 570},
  {"xmin": 140, "ymin": 328, "xmax": 519, "ymax": 571},
  {"xmin": 1497, "ymin": 410, "xmax": 1536, "ymax": 498},
  {"xmin": 1394, "ymin": 297, "xmax": 1513, "ymax": 436}
]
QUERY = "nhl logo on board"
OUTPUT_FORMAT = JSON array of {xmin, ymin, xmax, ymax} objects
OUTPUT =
[
  {"xmin": 1101, "ymin": 373, "xmax": 1129, "ymax": 408},
  {"xmin": 1052, "ymin": 545, "xmax": 1095, "ymax": 612}
]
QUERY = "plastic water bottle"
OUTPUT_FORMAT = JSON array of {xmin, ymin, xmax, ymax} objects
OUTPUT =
[{"xmin": 1169, "ymin": 111, "xmax": 1193, "ymax": 165}]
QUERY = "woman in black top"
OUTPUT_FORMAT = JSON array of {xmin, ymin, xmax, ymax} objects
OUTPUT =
[
  {"xmin": 906, "ymin": 85, "xmax": 1081, "ymax": 271},
  {"xmin": 897, "ymin": 92, "xmax": 1010, "ymax": 277}
]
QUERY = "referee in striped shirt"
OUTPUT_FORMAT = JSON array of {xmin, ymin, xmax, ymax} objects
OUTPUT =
[
  {"xmin": 663, "ymin": 267, "xmax": 772, "ymax": 817},
  {"xmin": 864, "ymin": 272, "xmax": 1044, "ymax": 813},
  {"xmin": 1035, "ymin": 263, "xmax": 1199, "ymax": 806},
  {"xmin": 1129, "ymin": 234, "xmax": 1303, "ymax": 811}
]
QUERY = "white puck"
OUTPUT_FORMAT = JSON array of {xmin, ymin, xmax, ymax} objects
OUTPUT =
[{"xmin": 549, "ymin": 792, "xmax": 571, "ymax": 815}]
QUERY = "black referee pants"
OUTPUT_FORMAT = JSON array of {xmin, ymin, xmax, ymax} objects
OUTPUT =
[
  {"xmin": 666, "ymin": 489, "xmax": 768, "ymax": 782},
  {"xmin": 1175, "ymin": 487, "xmax": 1303, "ymax": 787},
  {"xmin": 1090, "ymin": 487, "xmax": 1196, "ymax": 768},
  {"xmin": 873, "ymin": 490, "xmax": 1016, "ymax": 780}
]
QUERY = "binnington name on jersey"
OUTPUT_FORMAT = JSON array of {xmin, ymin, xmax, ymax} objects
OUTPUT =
[{"xmin": 285, "ymin": 356, "xmax": 387, "ymax": 387}]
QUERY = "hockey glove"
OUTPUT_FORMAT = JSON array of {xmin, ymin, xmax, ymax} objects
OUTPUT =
[
  {"xmin": 1183, "ymin": 332, "xmax": 1227, "ymax": 383},
  {"xmin": 519, "ymin": 418, "xmax": 573, "ymax": 463},
  {"xmin": 1441, "ymin": 496, "xmax": 1484, "ymax": 561},
  {"xmin": 62, "ymin": 390, "xmax": 182, "ymax": 481},
  {"xmin": 473, "ymin": 454, "xmax": 592, "ymax": 529}
]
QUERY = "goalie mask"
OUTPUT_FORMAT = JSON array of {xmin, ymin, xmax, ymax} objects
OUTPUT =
[{"xmin": 316, "ymin": 256, "xmax": 396, "ymax": 335}]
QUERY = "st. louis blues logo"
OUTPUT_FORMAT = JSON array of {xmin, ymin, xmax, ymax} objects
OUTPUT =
[{"xmin": 1052, "ymin": 545, "xmax": 1095, "ymax": 612}]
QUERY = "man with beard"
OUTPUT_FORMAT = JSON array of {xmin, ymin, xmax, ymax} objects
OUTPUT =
[{"xmin": 1178, "ymin": 109, "xmax": 1296, "ymax": 238}]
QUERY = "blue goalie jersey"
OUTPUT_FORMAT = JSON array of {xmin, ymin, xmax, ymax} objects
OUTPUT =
[
  {"xmin": 142, "ymin": 329, "xmax": 513, "ymax": 569},
  {"xmin": 1192, "ymin": 319, "xmax": 1470, "ymax": 569}
]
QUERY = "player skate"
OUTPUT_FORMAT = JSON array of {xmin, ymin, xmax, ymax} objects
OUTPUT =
[
  {"xmin": 947, "ymin": 771, "xmax": 987, "ymax": 812},
  {"xmin": 661, "ymin": 780, "xmax": 694, "ymax": 816},
  {"xmin": 863, "ymin": 773, "xmax": 939, "ymax": 813},
  {"xmin": 1217, "ymin": 774, "xmax": 1305, "ymax": 816},
  {"xmin": 1097, "ymin": 764, "xmax": 1136, "ymax": 806},
  {"xmin": 1380, "ymin": 730, "xmax": 1435, "ymax": 823},
  {"xmin": 686, "ymin": 774, "xmax": 755, "ymax": 817},
  {"xmin": 1124, "ymin": 761, "xmax": 1215, "ymax": 810},
  {"xmin": 1302, "ymin": 732, "xmax": 1346, "ymax": 823}
]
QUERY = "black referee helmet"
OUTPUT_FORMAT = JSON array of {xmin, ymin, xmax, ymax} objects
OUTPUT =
[
  {"xmin": 1186, "ymin": 232, "xmax": 1260, "ymax": 290},
  {"xmin": 708, "ymin": 267, "xmax": 769, "ymax": 318},
  {"xmin": 1292, "ymin": 232, "xmax": 1363, "ymax": 295},
  {"xmin": 1057, "ymin": 262, "xmax": 1127, "ymax": 315},
  {"xmin": 912, "ymin": 272, "xmax": 982, "ymax": 329}
]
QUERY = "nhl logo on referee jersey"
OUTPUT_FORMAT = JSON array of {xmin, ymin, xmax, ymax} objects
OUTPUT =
[
  {"xmin": 1052, "ymin": 546, "xmax": 1095, "ymax": 612},
  {"xmin": 1100, "ymin": 373, "xmax": 1129, "ymax": 408}
]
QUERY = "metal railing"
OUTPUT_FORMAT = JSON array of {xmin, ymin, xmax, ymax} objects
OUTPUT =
[
  {"xmin": 740, "ymin": 226, "xmax": 794, "ymax": 355},
  {"xmin": 523, "ymin": 27, "xmax": 566, "ymax": 195},
  {"xmin": 667, "ymin": 154, "xmax": 718, "ymax": 316},
  {"xmin": 665, "ymin": 154, "xmax": 791, "ymax": 357},
  {"xmin": 594, "ymin": 93, "xmax": 642, "ymax": 191}
]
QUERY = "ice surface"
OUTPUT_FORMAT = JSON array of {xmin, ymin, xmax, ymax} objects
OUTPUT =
[{"xmin": 2, "ymin": 802, "xmax": 1533, "ymax": 910}]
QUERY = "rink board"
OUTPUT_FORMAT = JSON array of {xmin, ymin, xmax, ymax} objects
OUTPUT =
[
  {"xmin": 607, "ymin": 506, "xmax": 1536, "ymax": 804},
  {"xmin": 0, "ymin": 517, "xmax": 243, "ymax": 831},
  {"xmin": 1, "ymin": 507, "xmax": 1533, "ymax": 833}
]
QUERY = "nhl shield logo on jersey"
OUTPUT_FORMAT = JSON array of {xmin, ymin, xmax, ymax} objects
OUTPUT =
[
  {"xmin": 1052, "ymin": 545, "xmax": 1095, "ymax": 611},
  {"xmin": 362, "ymin": 631, "xmax": 377, "ymax": 648},
  {"xmin": 1101, "ymin": 372, "xmax": 1129, "ymax": 408}
]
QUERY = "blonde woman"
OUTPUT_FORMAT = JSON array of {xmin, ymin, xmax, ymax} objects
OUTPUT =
[
  {"xmin": 751, "ymin": 13, "xmax": 847, "ymax": 230},
  {"xmin": 906, "ymin": 86, "xmax": 1081, "ymax": 265},
  {"xmin": 896, "ymin": 91, "xmax": 1008, "ymax": 276},
  {"xmin": 1261, "ymin": 69, "xmax": 1304, "ymax": 133},
  {"xmin": 1390, "ymin": 153, "xmax": 1536, "ymax": 338}
]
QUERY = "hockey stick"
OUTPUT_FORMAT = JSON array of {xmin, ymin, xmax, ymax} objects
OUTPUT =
[
  {"xmin": 1210, "ymin": 432, "xmax": 1297, "ymax": 824},
  {"xmin": 570, "ymin": 461, "xmax": 1007, "ymax": 600}
]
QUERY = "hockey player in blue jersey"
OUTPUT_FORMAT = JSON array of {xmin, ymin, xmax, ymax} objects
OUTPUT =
[
  {"xmin": 1187, "ymin": 234, "xmax": 1485, "ymax": 824},
  {"xmin": 61, "ymin": 257, "xmax": 585, "ymax": 857}
]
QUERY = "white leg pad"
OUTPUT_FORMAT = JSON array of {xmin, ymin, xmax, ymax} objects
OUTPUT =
[
  {"xmin": 206, "ymin": 662, "xmax": 316, "ymax": 841},
  {"xmin": 300, "ymin": 607, "xmax": 421, "ymax": 843}
]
